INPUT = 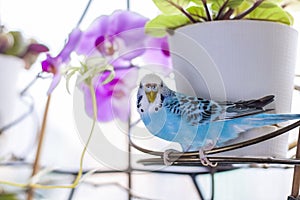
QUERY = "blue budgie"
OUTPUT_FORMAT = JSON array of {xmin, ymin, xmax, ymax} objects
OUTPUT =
[{"xmin": 137, "ymin": 74, "xmax": 300, "ymax": 166}]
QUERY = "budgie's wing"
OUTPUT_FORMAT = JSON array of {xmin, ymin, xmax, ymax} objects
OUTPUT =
[
  {"xmin": 205, "ymin": 95, "xmax": 276, "ymax": 144},
  {"xmin": 220, "ymin": 95, "xmax": 275, "ymax": 119},
  {"xmin": 165, "ymin": 94, "xmax": 274, "ymax": 127},
  {"xmin": 164, "ymin": 93, "xmax": 223, "ymax": 126}
]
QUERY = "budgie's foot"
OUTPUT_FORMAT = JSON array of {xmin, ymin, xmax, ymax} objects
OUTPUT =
[
  {"xmin": 163, "ymin": 149, "xmax": 180, "ymax": 166},
  {"xmin": 198, "ymin": 149, "xmax": 217, "ymax": 167},
  {"xmin": 198, "ymin": 140, "xmax": 217, "ymax": 167}
]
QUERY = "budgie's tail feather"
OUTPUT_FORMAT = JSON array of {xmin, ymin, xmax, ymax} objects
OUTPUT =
[
  {"xmin": 241, "ymin": 95, "xmax": 275, "ymax": 108},
  {"xmin": 218, "ymin": 113, "xmax": 300, "ymax": 145},
  {"xmin": 224, "ymin": 95, "xmax": 275, "ymax": 119},
  {"xmin": 243, "ymin": 113, "xmax": 300, "ymax": 127}
]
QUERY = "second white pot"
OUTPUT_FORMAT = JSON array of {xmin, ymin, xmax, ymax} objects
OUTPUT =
[{"xmin": 0, "ymin": 55, "xmax": 23, "ymax": 129}]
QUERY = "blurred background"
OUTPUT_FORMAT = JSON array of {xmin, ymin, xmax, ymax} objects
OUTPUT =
[{"xmin": 1, "ymin": 0, "xmax": 300, "ymax": 199}]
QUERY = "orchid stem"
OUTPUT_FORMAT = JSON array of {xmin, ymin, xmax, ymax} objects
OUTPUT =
[
  {"xmin": 89, "ymin": 81, "xmax": 98, "ymax": 120},
  {"xmin": 0, "ymin": 83, "xmax": 98, "ymax": 191},
  {"xmin": 27, "ymin": 95, "xmax": 51, "ymax": 200}
]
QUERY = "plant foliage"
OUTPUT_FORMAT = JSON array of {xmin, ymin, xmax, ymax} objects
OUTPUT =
[{"xmin": 145, "ymin": 0, "xmax": 297, "ymax": 37}]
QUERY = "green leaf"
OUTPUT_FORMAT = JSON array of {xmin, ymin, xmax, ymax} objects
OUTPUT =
[
  {"xmin": 153, "ymin": 0, "xmax": 191, "ymax": 14},
  {"xmin": 227, "ymin": 0, "xmax": 244, "ymax": 8},
  {"xmin": 247, "ymin": 1, "xmax": 294, "ymax": 25},
  {"xmin": 145, "ymin": 14, "xmax": 190, "ymax": 37},
  {"xmin": 190, "ymin": 0, "xmax": 202, "ymax": 5},
  {"xmin": 0, "ymin": 193, "xmax": 18, "ymax": 200},
  {"xmin": 285, "ymin": 10, "xmax": 294, "ymax": 24},
  {"xmin": 209, "ymin": 0, "xmax": 225, "ymax": 14},
  {"xmin": 209, "ymin": 0, "xmax": 243, "ymax": 16},
  {"xmin": 234, "ymin": 0, "xmax": 249, "ymax": 14},
  {"xmin": 186, "ymin": 6, "xmax": 206, "ymax": 20},
  {"xmin": 263, "ymin": 0, "xmax": 283, "ymax": 3},
  {"xmin": 258, "ymin": 1, "xmax": 278, "ymax": 7}
]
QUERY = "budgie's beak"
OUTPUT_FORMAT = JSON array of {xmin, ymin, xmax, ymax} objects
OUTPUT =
[{"xmin": 146, "ymin": 91, "xmax": 157, "ymax": 103}]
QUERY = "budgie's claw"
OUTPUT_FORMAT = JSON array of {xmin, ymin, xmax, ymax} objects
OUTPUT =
[
  {"xmin": 163, "ymin": 149, "xmax": 180, "ymax": 166},
  {"xmin": 199, "ymin": 149, "xmax": 217, "ymax": 167}
]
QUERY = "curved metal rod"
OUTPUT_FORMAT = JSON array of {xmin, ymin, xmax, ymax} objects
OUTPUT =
[
  {"xmin": 206, "ymin": 120, "xmax": 300, "ymax": 155},
  {"xmin": 130, "ymin": 120, "xmax": 300, "ymax": 158},
  {"xmin": 138, "ymin": 156, "xmax": 300, "ymax": 166}
]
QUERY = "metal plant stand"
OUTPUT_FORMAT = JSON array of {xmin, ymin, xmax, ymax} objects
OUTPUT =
[{"xmin": 131, "ymin": 120, "xmax": 300, "ymax": 200}]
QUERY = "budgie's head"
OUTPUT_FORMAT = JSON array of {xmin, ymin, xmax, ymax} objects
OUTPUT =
[
  {"xmin": 137, "ymin": 74, "xmax": 166, "ymax": 114},
  {"xmin": 140, "ymin": 74, "xmax": 163, "ymax": 103}
]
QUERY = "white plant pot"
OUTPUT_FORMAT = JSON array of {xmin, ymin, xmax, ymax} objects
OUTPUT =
[
  {"xmin": 168, "ymin": 20, "xmax": 298, "ymax": 157},
  {"xmin": 0, "ymin": 54, "xmax": 23, "ymax": 150}
]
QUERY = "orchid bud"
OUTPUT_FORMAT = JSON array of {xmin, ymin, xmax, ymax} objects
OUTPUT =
[
  {"xmin": 0, "ymin": 32, "xmax": 14, "ymax": 53},
  {"xmin": 4, "ymin": 31, "xmax": 27, "ymax": 57}
]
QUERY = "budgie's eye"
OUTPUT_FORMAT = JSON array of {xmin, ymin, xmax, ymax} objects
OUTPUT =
[
  {"xmin": 152, "ymin": 85, "xmax": 158, "ymax": 92},
  {"xmin": 145, "ymin": 84, "xmax": 151, "ymax": 92}
]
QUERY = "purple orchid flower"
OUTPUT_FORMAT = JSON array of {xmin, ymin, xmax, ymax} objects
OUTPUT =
[
  {"xmin": 140, "ymin": 37, "xmax": 172, "ymax": 76},
  {"xmin": 41, "ymin": 10, "xmax": 171, "ymax": 122},
  {"xmin": 42, "ymin": 28, "xmax": 82, "ymax": 94},
  {"xmin": 77, "ymin": 10, "xmax": 168, "ymax": 69}
]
